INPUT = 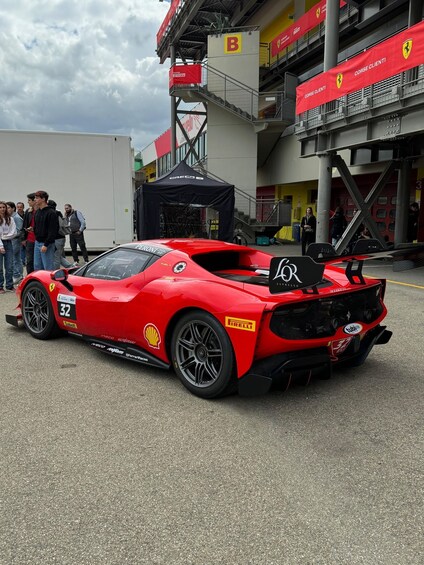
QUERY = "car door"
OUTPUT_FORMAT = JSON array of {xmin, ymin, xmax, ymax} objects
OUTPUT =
[{"xmin": 61, "ymin": 248, "xmax": 153, "ymax": 340}]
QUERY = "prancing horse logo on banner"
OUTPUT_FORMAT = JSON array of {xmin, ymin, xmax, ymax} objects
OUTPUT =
[
  {"xmin": 402, "ymin": 39, "xmax": 412, "ymax": 59},
  {"xmin": 336, "ymin": 73, "xmax": 343, "ymax": 89}
]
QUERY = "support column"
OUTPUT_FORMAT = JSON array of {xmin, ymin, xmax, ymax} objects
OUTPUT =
[
  {"xmin": 394, "ymin": 160, "xmax": 411, "ymax": 245},
  {"xmin": 317, "ymin": 153, "xmax": 333, "ymax": 242},
  {"xmin": 316, "ymin": 0, "xmax": 340, "ymax": 242},
  {"xmin": 170, "ymin": 45, "xmax": 177, "ymax": 168},
  {"xmin": 409, "ymin": 0, "xmax": 421, "ymax": 25}
]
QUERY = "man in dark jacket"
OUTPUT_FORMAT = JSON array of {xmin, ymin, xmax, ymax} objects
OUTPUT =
[
  {"xmin": 33, "ymin": 190, "xmax": 59, "ymax": 271},
  {"xmin": 64, "ymin": 203, "xmax": 89, "ymax": 264},
  {"xmin": 331, "ymin": 207, "xmax": 347, "ymax": 247}
]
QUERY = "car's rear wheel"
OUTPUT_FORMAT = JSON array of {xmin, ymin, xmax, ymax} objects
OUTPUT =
[
  {"xmin": 22, "ymin": 281, "xmax": 63, "ymax": 340},
  {"xmin": 171, "ymin": 311, "xmax": 236, "ymax": 398}
]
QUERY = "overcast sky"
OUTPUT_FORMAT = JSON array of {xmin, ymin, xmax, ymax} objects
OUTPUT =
[{"xmin": 0, "ymin": 0, "xmax": 173, "ymax": 152}]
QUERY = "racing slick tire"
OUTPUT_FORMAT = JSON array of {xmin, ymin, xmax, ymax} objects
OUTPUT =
[
  {"xmin": 22, "ymin": 281, "xmax": 63, "ymax": 340},
  {"xmin": 171, "ymin": 311, "xmax": 237, "ymax": 399}
]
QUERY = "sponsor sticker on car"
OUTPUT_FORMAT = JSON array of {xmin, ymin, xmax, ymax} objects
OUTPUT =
[
  {"xmin": 57, "ymin": 294, "xmax": 77, "ymax": 320},
  {"xmin": 144, "ymin": 323, "xmax": 161, "ymax": 349},
  {"xmin": 225, "ymin": 317, "xmax": 256, "ymax": 332},
  {"xmin": 343, "ymin": 323, "xmax": 363, "ymax": 335},
  {"xmin": 329, "ymin": 337, "xmax": 353, "ymax": 360}
]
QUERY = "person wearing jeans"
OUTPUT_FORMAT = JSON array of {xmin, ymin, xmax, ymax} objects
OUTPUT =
[
  {"xmin": 48, "ymin": 200, "xmax": 74, "ymax": 269},
  {"xmin": 7, "ymin": 202, "xmax": 24, "ymax": 283},
  {"xmin": 33, "ymin": 191, "xmax": 59, "ymax": 271},
  {"xmin": 0, "ymin": 201, "xmax": 17, "ymax": 292}
]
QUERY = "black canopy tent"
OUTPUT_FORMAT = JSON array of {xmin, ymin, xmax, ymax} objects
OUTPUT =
[{"xmin": 135, "ymin": 162, "xmax": 235, "ymax": 242}]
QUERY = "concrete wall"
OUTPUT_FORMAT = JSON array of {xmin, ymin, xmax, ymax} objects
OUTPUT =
[
  {"xmin": 257, "ymin": 133, "xmax": 388, "ymax": 187},
  {"xmin": 208, "ymin": 105, "xmax": 258, "ymax": 198},
  {"xmin": 206, "ymin": 32, "xmax": 260, "ymax": 202}
]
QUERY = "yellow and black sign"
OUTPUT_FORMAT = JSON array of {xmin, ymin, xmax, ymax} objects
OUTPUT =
[{"xmin": 225, "ymin": 316, "xmax": 256, "ymax": 332}]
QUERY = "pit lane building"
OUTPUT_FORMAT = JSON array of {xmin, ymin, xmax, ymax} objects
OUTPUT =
[{"xmin": 142, "ymin": 0, "xmax": 423, "ymax": 247}]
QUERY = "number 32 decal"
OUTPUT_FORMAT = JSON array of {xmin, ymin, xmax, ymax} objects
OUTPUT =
[{"xmin": 57, "ymin": 294, "xmax": 77, "ymax": 320}]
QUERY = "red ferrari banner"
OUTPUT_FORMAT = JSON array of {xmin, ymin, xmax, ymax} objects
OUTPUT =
[
  {"xmin": 169, "ymin": 64, "xmax": 202, "ymax": 88},
  {"xmin": 271, "ymin": 1, "xmax": 346, "ymax": 58},
  {"xmin": 296, "ymin": 20, "xmax": 424, "ymax": 114},
  {"xmin": 157, "ymin": 0, "xmax": 181, "ymax": 45}
]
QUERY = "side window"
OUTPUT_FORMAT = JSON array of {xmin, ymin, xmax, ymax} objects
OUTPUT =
[{"xmin": 83, "ymin": 249, "xmax": 153, "ymax": 280}]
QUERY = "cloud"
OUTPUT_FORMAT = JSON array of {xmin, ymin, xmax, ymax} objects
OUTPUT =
[{"xmin": 0, "ymin": 0, "xmax": 172, "ymax": 150}]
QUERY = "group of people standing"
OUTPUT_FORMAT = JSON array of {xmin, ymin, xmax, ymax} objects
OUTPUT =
[
  {"xmin": 0, "ymin": 191, "xmax": 89, "ymax": 293},
  {"xmin": 300, "ymin": 202, "xmax": 420, "ymax": 256},
  {"xmin": 300, "ymin": 206, "xmax": 349, "ymax": 255}
]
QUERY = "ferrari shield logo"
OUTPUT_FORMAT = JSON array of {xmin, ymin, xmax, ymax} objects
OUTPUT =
[
  {"xmin": 336, "ymin": 73, "xmax": 343, "ymax": 89},
  {"xmin": 402, "ymin": 39, "xmax": 412, "ymax": 60},
  {"xmin": 316, "ymin": 7, "xmax": 321, "ymax": 19}
]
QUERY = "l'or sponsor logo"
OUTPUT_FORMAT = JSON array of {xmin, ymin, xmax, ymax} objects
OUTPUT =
[
  {"xmin": 224, "ymin": 34, "xmax": 242, "ymax": 54},
  {"xmin": 225, "ymin": 317, "xmax": 256, "ymax": 332},
  {"xmin": 336, "ymin": 73, "xmax": 343, "ymax": 89},
  {"xmin": 273, "ymin": 258, "xmax": 301, "ymax": 284},
  {"xmin": 402, "ymin": 39, "xmax": 412, "ymax": 60},
  {"xmin": 343, "ymin": 323, "xmax": 363, "ymax": 335}
]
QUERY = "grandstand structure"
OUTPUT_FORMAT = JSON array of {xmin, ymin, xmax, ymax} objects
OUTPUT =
[{"xmin": 142, "ymin": 0, "xmax": 424, "ymax": 247}]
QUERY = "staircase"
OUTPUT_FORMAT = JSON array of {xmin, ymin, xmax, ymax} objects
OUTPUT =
[
  {"xmin": 233, "ymin": 187, "xmax": 292, "ymax": 243},
  {"xmin": 170, "ymin": 61, "xmax": 295, "ymax": 126},
  {"xmin": 194, "ymin": 164, "xmax": 291, "ymax": 243}
]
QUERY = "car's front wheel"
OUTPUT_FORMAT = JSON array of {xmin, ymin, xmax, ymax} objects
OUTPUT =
[
  {"xmin": 171, "ymin": 311, "xmax": 237, "ymax": 398},
  {"xmin": 22, "ymin": 281, "xmax": 63, "ymax": 340}
]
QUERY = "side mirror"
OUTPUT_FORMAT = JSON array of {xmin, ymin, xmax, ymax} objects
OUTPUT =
[{"xmin": 51, "ymin": 269, "xmax": 68, "ymax": 282}]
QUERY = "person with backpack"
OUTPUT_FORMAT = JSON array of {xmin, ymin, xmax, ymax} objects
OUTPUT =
[
  {"xmin": 64, "ymin": 203, "xmax": 89, "ymax": 265},
  {"xmin": 48, "ymin": 200, "xmax": 74, "ymax": 269}
]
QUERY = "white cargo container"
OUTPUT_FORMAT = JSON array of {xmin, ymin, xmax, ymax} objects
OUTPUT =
[{"xmin": 0, "ymin": 130, "xmax": 135, "ymax": 251}]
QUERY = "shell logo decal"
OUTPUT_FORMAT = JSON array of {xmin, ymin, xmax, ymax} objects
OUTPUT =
[{"xmin": 144, "ymin": 323, "xmax": 161, "ymax": 349}]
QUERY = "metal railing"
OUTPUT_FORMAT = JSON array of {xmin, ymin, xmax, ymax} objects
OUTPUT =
[
  {"xmin": 193, "ymin": 163, "xmax": 290, "ymax": 227},
  {"xmin": 171, "ymin": 61, "xmax": 290, "ymax": 123},
  {"xmin": 259, "ymin": 3, "xmax": 358, "ymax": 70}
]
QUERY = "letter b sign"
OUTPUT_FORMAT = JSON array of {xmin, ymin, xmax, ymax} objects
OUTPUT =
[{"xmin": 224, "ymin": 34, "xmax": 242, "ymax": 54}]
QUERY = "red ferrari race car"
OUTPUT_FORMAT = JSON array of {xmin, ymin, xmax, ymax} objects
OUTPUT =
[{"xmin": 6, "ymin": 239, "xmax": 392, "ymax": 398}]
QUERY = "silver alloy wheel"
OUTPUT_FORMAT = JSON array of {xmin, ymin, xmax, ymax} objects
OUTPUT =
[
  {"xmin": 22, "ymin": 285, "xmax": 50, "ymax": 335},
  {"xmin": 174, "ymin": 320, "xmax": 224, "ymax": 388}
]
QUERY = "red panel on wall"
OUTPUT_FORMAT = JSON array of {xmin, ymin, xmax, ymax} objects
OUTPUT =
[{"xmin": 169, "ymin": 64, "xmax": 202, "ymax": 88}]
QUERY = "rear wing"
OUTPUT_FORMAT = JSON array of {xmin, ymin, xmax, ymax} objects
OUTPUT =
[
  {"xmin": 307, "ymin": 239, "xmax": 424, "ymax": 272},
  {"xmin": 268, "ymin": 239, "xmax": 423, "ymax": 294}
]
